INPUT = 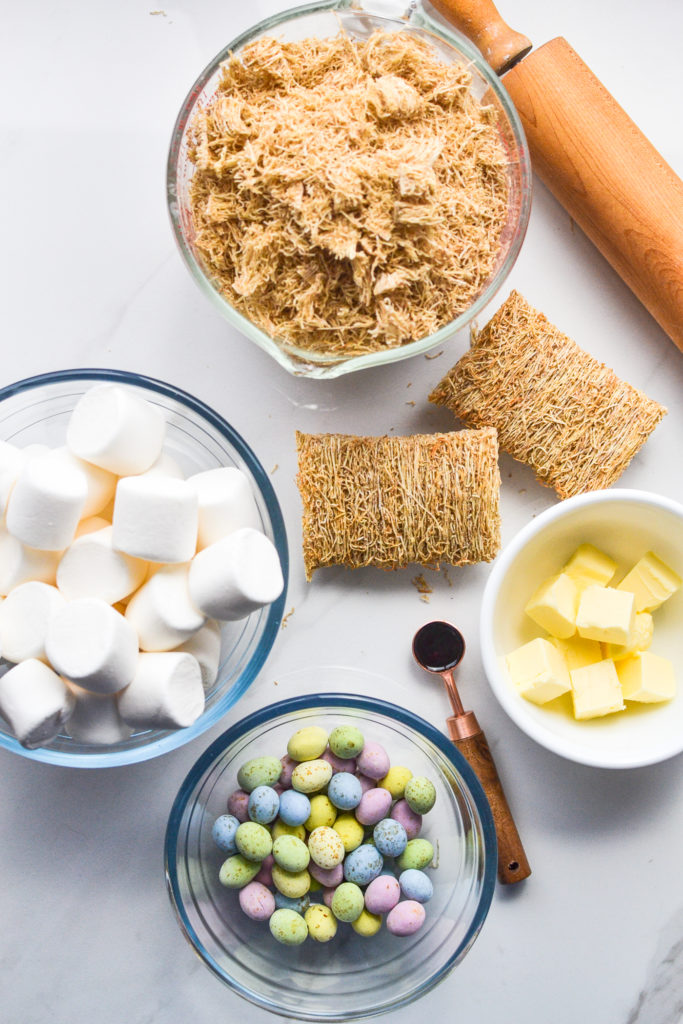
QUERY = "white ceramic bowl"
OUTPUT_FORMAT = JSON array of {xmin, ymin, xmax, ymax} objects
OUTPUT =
[{"xmin": 480, "ymin": 490, "xmax": 683, "ymax": 769}]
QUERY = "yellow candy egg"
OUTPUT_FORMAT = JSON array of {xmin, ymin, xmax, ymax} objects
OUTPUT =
[
  {"xmin": 333, "ymin": 813, "xmax": 365, "ymax": 853},
  {"xmin": 305, "ymin": 794, "xmax": 337, "ymax": 831},
  {"xmin": 308, "ymin": 826, "xmax": 345, "ymax": 869},
  {"xmin": 305, "ymin": 903, "xmax": 338, "ymax": 943},
  {"xmin": 292, "ymin": 759, "xmax": 333, "ymax": 794},
  {"xmin": 271, "ymin": 864, "xmax": 311, "ymax": 899},
  {"xmin": 352, "ymin": 909, "xmax": 382, "ymax": 937},
  {"xmin": 272, "ymin": 819, "xmax": 307, "ymax": 842},
  {"xmin": 379, "ymin": 765, "xmax": 413, "ymax": 799},
  {"xmin": 287, "ymin": 726, "xmax": 328, "ymax": 762}
]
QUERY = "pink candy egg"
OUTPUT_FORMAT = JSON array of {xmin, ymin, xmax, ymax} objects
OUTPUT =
[
  {"xmin": 322, "ymin": 749, "xmax": 357, "ymax": 774},
  {"xmin": 309, "ymin": 861, "xmax": 344, "ymax": 888},
  {"xmin": 254, "ymin": 853, "xmax": 274, "ymax": 886},
  {"xmin": 364, "ymin": 875, "xmax": 401, "ymax": 914},
  {"xmin": 386, "ymin": 900, "xmax": 426, "ymax": 936},
  {"xmin": 279, "ymin": 755, "xmax": 297, "ymax": 788},
  {"xmin": 356, "ymin": 787, "xmax": 392, "ymax": 826},
  {"xmin": 227, "ymin": 789, "xmax": 250, "ymax": 823},
  {"xmin": 239, "ymin": 881, "xmax": 276, "ymax": 921},
  {"xmin": 322, "ymin": 887, "xmax": 335, "ymax": 909},
  {"xmin": 356, "ymin": 741, "xmax": 390, "ymax": 780},
  {"xmin": 356, "ymin": 773, "xmax": 377, "ymax": 795},
  {"xmin": 390, "ymin": 799, "xmax": 422, "ymax": 840}
]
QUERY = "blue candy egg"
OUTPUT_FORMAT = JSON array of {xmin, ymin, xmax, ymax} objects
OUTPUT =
[
  {"xmin": 327, "ymin": 771, "xmax": 363, "ymax": 811},
  {"xmin": 373, "ymin": 818, "xmax": 408, "ymax": 858},
  {"xmin": 273, "ymin": 891, "xmax": 311, "ymax": 915},
  {"xmin": 343, "ymin": 843, "xmax": 384, "ymax": 885},
  {"xmin": 399, "ymin": 868, "xmax": 434, "ymax": 903},
  {"xmin": 248, "ymin": 786, "xmax": 280, "ymax": 825},
  {"xmin": 211, "ymin": 814, "xmax": 240, "ymax": 853},
  {"xmin": 278, "ymin": 789, "xmax": 311, "ymax": 827}
]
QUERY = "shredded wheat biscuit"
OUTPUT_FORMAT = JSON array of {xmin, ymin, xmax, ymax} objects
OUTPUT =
[
  {"xmin": 429, "ymin": 291, "xmax": 667, "ymax": 499},
  {"xmin": 296, "ymin": 428, "xmax": 501, "ymax": 579}
]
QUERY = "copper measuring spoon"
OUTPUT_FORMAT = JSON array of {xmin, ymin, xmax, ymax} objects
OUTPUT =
[{"xmin": 412, "ymin": 620, "xmax": 531, "ymax": 885}]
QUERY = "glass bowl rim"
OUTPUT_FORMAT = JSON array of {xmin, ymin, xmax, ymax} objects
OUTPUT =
[
  {"xmin": 0, "ymin": 368, "xmax": 289, "ymax": 768},
  {"xmin": 164, "ymin": 690, "xmax": 497, "ymax": 1019}
]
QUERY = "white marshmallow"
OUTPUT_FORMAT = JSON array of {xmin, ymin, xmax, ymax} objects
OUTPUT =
[
  {"xmin": 52, "ymin": 446, "xmax": 117, "ymax": 518},
  {"xmin": 112, "ymin": 475, "xmax": 198, "ymax": 563},
  {"xmin": 0, "ymin": 581, "xmax": 65, "ymax": 663},
  {"xmin": 75, "ymin": 516, "xmax": 111, "ymax": 538},
  {"xmin": 137, "ymin": 451, "xmax": 184, "ymax": 479},
  {"xmin": 0, "ymin": 441, "xmax": 24, "ymax": 517},
  {"xmin": 188, "ymin": 467, "xmax": 261, "ymax": 550},
  {"xmin": 66, "ymin": 383, "xmax": 166, "ymax": 475},
  {"xmin": 64, "ymin": 683, "xmax": 133, "ymax": 745},
  {"xmin": 125, "ymin": 564, "xmax": 205, "ymax": 651},
  {"xmin": 117, "ymin": 651, "xmax": 204, "ymax": 730},
  {"xmin": 57, "ymin": 526, "xmax": 147, "ymax": 604},
  {"xmin": 0, "ymin": 659, "xmax": 74, "ymax": 748},
  {"xmin": 46, "ymin": 598, "xmax": 139, "ymax": 695},
  {"xmin": 6, "ymin": 451, "xmax": 87, "ymax": 550},
  {"xmin": 0, "ymin": 528, "xmax": 62, "ymax": 595},
  {"xmin": 174, "ymin": 619, "xmax": 221, "ymax": 690},
  {"xmin": 188, "ymin": 528, "xmax": 284, "ymax": 621}
]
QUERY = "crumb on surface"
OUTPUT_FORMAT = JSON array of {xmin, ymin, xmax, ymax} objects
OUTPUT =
[
  {"xmin": 412, "ymin": 573, "xmax": 432, "ymax": 602},
  {"xmin": 281, "ymin": 607, "xmax": 295, "ymax": 629}
]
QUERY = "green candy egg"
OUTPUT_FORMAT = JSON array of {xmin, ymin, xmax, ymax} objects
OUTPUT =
[
  {"xmin": 404, "ymin": 776, "xmax": 436, "ymax": 814},
  {"xmin": 272, "ymin": 864, "xmax": 311, "ymax": 899},
  {"xmin": 237, "ymin": 756, "xmax": 282, "ymax": 793},
  {"xmin": 273, "ymin": 835, "xmax": 310, "ymax": 873},
  {"xmin": 218, "ymin": 855, "xmax": 260, "ymax": 888},
  {"xmin": 269, "ymin": 908, "xmax": 308, "ymax": 946},
  {"xmin": 235, "ymin": 822, "xmax": 273, "ymax": 862},
  {"xmin": 305, "ymin": 903, "xmax": 337, "ymax": 942},
  {"xmin": 397, "ymin": 838, "xmax": 434, "ymax": 871},
  {"xmin": 331, "ymin": 881, "xmax": 364, "ymax": 923},
  {"xmin": 328, "ymin": 725, "xmax": 364, "ymax": 759},
  {"xmin": 287, "ymin": 726, "xmax": 328, "ymax": 762},
  {"xmin": 291, "ymin": 758, "xmax": 332, "ymax": 794}
]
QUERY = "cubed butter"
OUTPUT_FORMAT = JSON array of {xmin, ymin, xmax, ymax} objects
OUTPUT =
[
  {"xmin": 576, "ymin": 585, "xmax": 635, "ymax": 645},
  {"xmin": 524, "ymin": 573, "xmax": 579, "ymax": 639},
  {"xmin": 616, "ymin": 551, "xmax": 682, "ymax": 613},
  {"xmin": 602, "ymin": 612, "xmax": 654, "ymax": 661},
  {"xmin": 569, "ymin": 659, "xmax": 625, "ymax": 720},
  {"xmin": 506, "ymin": 637, "xmax": 571, "ymax": 705},
  {"xmin": 548, "ymin": 634, "xmax": 603, "ymax": 671},
  {"xmin": 616, "ymin": 651, "xmax": 676, "ymax": 703},
  {"xmin": 563, "ymin": 544, "xmax": 617, "ymax": 588}
]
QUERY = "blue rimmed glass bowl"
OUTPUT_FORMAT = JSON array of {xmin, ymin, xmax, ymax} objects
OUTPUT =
[
  {"xmin": 165, "ymin": 690, "xmax": 496, "ymax": 1020},
  {"xmin": 0, "ymin": 369, "xmax": 288, "ymax": 767}
]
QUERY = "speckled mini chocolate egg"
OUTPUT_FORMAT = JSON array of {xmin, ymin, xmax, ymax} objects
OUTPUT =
[
  {"xmin": 272, "ymin": 819, "xmax": 306, "ymax": 842},
  {"xmin": 308, "ymin": 826, "xmax": 345, "ymax": 869},
  {"xmin": 396, "ymin": 837, "xmax": 434, "ymax": 871},
  {"xmin": 378, "ymin": 765, "xmax": 413, "ymax": 800},
  {"xmin": 328, "ymin": 725, "xmax": 364, "ymax": 760},
  {"xmin": 291, "ymin": 758, "xmax": 333, "ymax": 794},
  {"xmin": 254, "ymin": 853, "xmax": 274, "ymax": 887},
  {"xmin": 278, "ymin": 789, "xmax": 311, "ymax": 827},
  {"xmin": 248, "ymin": 785, "xmax": 280, "ymax": 825},
  {"xmin": 343, "ymin": 843, "xmax": 384, "ymax": 885},
  {"xmin": 386, "ymin": 900, "xmax": 426, "ymax": 936},
  {"xmin": 364, "ymin": 874, "xmax": 401, "ymax": 915},
  {"xmin": 237, "ymin": 756, "xmax": 282, "ymax": 793},
  {"xmin": 333, "ymin": 813, "xmax": 365, "ymax": 853},
  {"xmin": 211, "ymin": 814, "xmax": 240, "ymax": 853},
  {"xmin": 327, "ymin": 771, "xmax": 362, "ymax": 810},
  {"xmin": 226, "ymin": 789, "xmax": 250, "ymax": 822},
  {"xmin": 356, "ymin": 773, "xmax": 377, "ymax": 795},
  {"xmin": 218, "ymin": 854, "xmax": 260, "ymax": 888},
  {"xmin": 305, "ymin": 794, "xmax": 337, "ymax": 831},
  {"xmin": 321, "ymin": 749, "xmax": 357, "ymax": 774},
  {"xmin": 239, "ymin": 881, "xmax": 276, "ymax": 921},
  {"xmin": 273, "ymin": 834, "xmax": 310, "ymax": 873},
  {"xmin": 399, "ymin": 868, "xmax": 434, "ymax": 903},
  {"xmin": 356, "ymin": 741, "xmax": 390, "ymax": 780},
  {"xmin": 322, "ymin": 886, "xmax": 335, "ymax": 909},
  {"xmin": 269, "ymin": 908, "xmax": 308, "ymax": 945},
  {"xmin": 274, "ymin": 891, "xmax": 311, "ymax": 915},
  {"xmin": 373, "ymin": 818, "xmax": 408, "ymax": 858},
  {"xmin": 331, "ymin": 881, "xmax": 364, "ymax": 923},
  {"xmin": 305, "ymin": 903, "xmax": 338, "ymax": 943},
  {"xmin": 287, "ymin": 726, "xmax": 328, "ymax": 762},
  {"xmin": 355, "ymin": 787, "xmax": 392, "ymax": 826},
  {"xmin": 404, "ymin": 776, "xmax": 436, "ymax": 814},
  {"xmin": 309, "ymin": 861, "xmax": 344, "ymax": 888},
  {"xmin": 271, "ymin": 865, "xmax": 311, "ymax": 899},
  {"xmin": 390, "ymin": 799, "xmax": 423, "ymax": 840},
  {"xmin": 279, "ymin": 754, "xmax": 297, "ymax": 788},
  {"xmin": 235, "ymin": 822, "xmax": 273, "ymax": 863},
  {"xmin": 351, "ymin": 908, "xmax": 382, "ymax": 937}
]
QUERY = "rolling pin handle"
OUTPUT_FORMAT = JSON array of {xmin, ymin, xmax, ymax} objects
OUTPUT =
[{"xmin": 428, "ymin": 0, "xmax": 532, "ymax": 74}]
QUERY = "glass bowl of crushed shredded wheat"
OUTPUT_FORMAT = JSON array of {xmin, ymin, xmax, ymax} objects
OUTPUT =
[{"xmin": 167, "ymin": 0, "xmax": 531, "ymax": 379}]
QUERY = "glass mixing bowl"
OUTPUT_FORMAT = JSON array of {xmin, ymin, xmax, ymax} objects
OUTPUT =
[
  {"xmin": 0, "ymin": 369, "xmax": 288, "ymax": 767},
  {"xmin": 167, "ymin": 0, "xmax": 531, "ymax": 379},
  {"xmin": 165, "ymin": 689, "xmax": 496, "ymax": 1020}
]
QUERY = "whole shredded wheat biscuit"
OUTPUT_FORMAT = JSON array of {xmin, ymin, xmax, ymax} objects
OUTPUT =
[
  {"xmin": 429, "ymin": 291, "xmax": 667, "ymax": 499},
  {"xmin": 296, "ymin": 428, "xmax": 501, "ymax": 579}
]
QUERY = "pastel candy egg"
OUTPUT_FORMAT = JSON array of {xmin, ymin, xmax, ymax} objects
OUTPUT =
[
  {"xmin": 373, "ymin": 818, "xmax": 408, "ymax": 858},
  {"xmin": 274, "ymin": 892, "xmax": 311, "ymax": 915},
  {"xmin": 248, "ymin": 785, "xmax": 280, "ymax": 825},
  {"xmin": 328, "ymin": 725, "xmax": 364, "ymax": 759},
  {"xmin": 355, "ymin": 787, "xmax": 392, "ymax": 826},
  {"xmin": 343, "ymin": 844, "xmax": 384, "ymax": 885},
  {"xmin": 309, "ymin": 861, "xmax": 344, "ymax": 888},
  {"xmin": 273, "ymin": 835, "xmax": 310, "ymax": 873},
  {"xmin": 237, "ymin": 756, "xmax": 282, "ymax": 793},
  {"xmin": 287, "ymin": 726, "xmax": 328, "ymax": 762},
  {"xmin": 226, "ymin": 789, "xmax": 250, "ymax": 822},
  {"xmin": 254, "ymin": 854, "xmax": 274, "ymax": 886},
  {"xmin": 386, "ymin": 900, "xmax": 426, "ymax": 936},
  {"xmin": 321, "ymin": 749, "xmax": 356, "ymax": 774},
  {"xmin": 272, "ymin": 819, "xmax": 306, "ymax": 842},
  {"xmin": 327, "ymin": 771, "xmax": 362, "ymax": 810},
  {"xmin": 278, "ymin": 789, "xmax": 311, "ymax": 827},
  {"xmin": 279, "ymin": 754, "xmax": 297, "ymax": 788},
  {"xmin": 308, "ymin": 826, "xmax": 345, "ymax": 869},
  {"xmin": 364, "ymin": 874, "xmax": 401, "ymax": 914},
  {"xmin": 404, "ymin": 776, "xmax": 436, "ymax": 814},
  {"xmin": 308, "ymin": 877, "xmax": 323, "ymax": 894},
  {"xmin": 331, "ymin": 882, "xmax": 364, "ymax": 923},
  {"xmin": 352, "ymin": 909, "xmax": 382, "ymax": 937},
  {"xmin": 211, "ymin": 814, "xmax": 240, "ymax": 853},
  {"xmin": 399, "ymin": 868, "xmax": 434, "ymax": 903},
  {"xmin": 390, "ymin": 799, "xmax": 423, "ymax": 840},
  {"xmin": 292, "ymin": 759, "xmax": 332, "ymax": 794},
  {"xmin": 333, "ymin": 813, "xmax": 365, "ymax": 853},
  {"xmin": 356, "ymin": 741, "xmax": 390, "ymax": 780},
  {"xmin": 235, "ymin": 822, "xmax": 273, "ymax": 863},
  {"xmin": 269, "ymin": 908, "xmax": 308, "ymax": 946},
  {"xmin": 356, "ymin": 773, "xmax": 377, "ymax": 795},
  {"xmin": 379, "ymin": 765, "xmax": 413, "ymax": 799},
  {"xmin": 239, "ymin": 881, "xmax": 275, "ymax": 921},
  {"xmin": 322, "ymin": 887, "xmax": 335, "ymax": 909},
  {"xmin": 397, "ymin": 838, "xmax": 434, "ymax": 871},
  {"xmin": 305, "ymin": 903, "xmax": 338, "ymax": 943},
  {"xmin": 305, "ymin": 795, "xmax": 337, "ymax": 831},
  {"xmin": 218, "ymin": 855, "xmax": 260, "ymax": 888},
  {"xmin": 272, "ymin": 865, "xmax": 311, "ymax": 899}
]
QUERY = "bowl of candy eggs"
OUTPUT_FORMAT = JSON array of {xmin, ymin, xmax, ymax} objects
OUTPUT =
[
  {"xmin": 165, "ymin": 693, "xmax": 496, "ymax": 1020},
  {"xmin": 0, "ymin": 369, "xmax": 288, "ymax": 767},
  {"xmin": 480, "ymin": 490, "xmax": 683, "ymax": 769}
]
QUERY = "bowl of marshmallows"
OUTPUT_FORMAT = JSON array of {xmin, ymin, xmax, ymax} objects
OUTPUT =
[{"xmin": 0, "ymin": 369, "xmax": 288, "ymax": 767}]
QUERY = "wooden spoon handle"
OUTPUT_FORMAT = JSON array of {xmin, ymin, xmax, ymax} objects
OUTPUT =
[
  {"xmin": 428, "ymin": 0, "xmax": 531, "ymax": 74},
  {"xmin": 454, "ymin": 729, "xmax": 531, "ymax": 884}
]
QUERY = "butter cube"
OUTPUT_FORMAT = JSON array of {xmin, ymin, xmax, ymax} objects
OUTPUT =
[
  {"xmin": 563, "ymin": 544, "xmax": 617, "ymax": 588},
  {"xmin": 576, "ymin": 584, "xmax": 635, "ymax": 645},
  {"xmin": 616, "ymin": 551, "xmax": 682, "ymax": 612},
  {"xmin": 603, "ymin": 612, "xmax": 654, "ymax": 661},
  {"xmin": 549, "ymin": 634, "xmax": 603, "ymax": 671},
  {"xmin": 616, "ymin": 651, "xmax": 676, "ymax": 703},
  {"xmin": 524, "ymin": 573, "xmax": 579, "ymax": 639},
  {"xmin": 569, "ymin": 659, "xmax": 625, "ymax": 720},
  {"xmin": 506, "ymin": 637, "xmax": 571, "ymax": 705}
]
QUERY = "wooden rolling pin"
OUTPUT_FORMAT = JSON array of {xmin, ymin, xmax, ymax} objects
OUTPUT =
[{"xmin": 429, "ymin": 0, "xmax": 683, "ymax": 351}]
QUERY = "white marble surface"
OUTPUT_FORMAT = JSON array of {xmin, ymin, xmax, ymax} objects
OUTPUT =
[{"xmin": 2, "ymin": 1, "xmax": 683, "ymax": 1021}]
